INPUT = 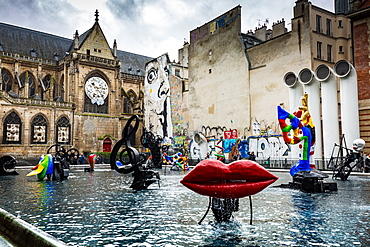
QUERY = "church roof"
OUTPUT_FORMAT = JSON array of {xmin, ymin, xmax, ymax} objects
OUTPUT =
[
  {"xmin": 0, "ymin": 22, "xmax": 71, "ymax": 60},
  {"xmin": 117, "ymin": 50, "xmax": 153, "ymax": 76},
  {"xmin": 0, "ymin": 22, "xmax": 152, "ymax": 75}
]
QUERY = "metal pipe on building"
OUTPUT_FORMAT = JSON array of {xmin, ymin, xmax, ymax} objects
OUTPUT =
[
  {"xmin": 283, "ymin": 72, "xmax": 303, "ymax": 112},
  {"xmin": 283, "ymin": 72, "xmax": 303, "ymax": 160},
  {"xmin": 314, "ymin": 64, "xmax": 340, "ymax": 160},
  {"xmin": 298, "ymin": 68, "xmax": 322, "ymax": 165},
  {"xmin": 333, "ymin": 60, "xmax": 360, "ymax": 149}
]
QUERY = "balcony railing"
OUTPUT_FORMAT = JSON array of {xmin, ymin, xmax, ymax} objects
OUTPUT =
[
  {"xmin": 0, "ymin": 51, "xmax": 57, "ymax": 66},
  {"xmin": 0, "ymin": 90, "xmax": 75, "ymax": 109},
  {"xmin": 79, "ymin": 54, "xmax": 118, "ymax": 66}
]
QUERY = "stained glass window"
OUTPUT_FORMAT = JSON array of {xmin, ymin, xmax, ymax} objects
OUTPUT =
[
  {"xmin": 1, "ymin": 69, "xmax": 12, "ymax": 92},
  {"xmin": 56, "ymin": 116, "xmax": 70, "ymax": 144},
  {"xmin": 31, "ymin": 114, "xmax": 47, "ymax": 144},
  {"xmin": 19, "ymin": 71, "xmax": 35, "ymax": 97},
  {"xmin": 2, "ymin": 111, "xmax": 22, "ymax": 144}
]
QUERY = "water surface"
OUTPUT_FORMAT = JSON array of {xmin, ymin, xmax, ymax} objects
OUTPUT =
[{"xmin": 0, "ymin": 168, "xmax": 369, "ymax": 246}]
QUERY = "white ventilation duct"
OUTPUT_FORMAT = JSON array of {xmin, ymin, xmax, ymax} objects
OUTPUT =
[
  {"xmin": 298, "ymin": 68, "xmax": 322, "ymax": 164},
  {"xmin": 283, "ymin": 72, "xmax": 303, "ymax": 112},
  {"xmin": 283, "ymin": 72, "xmax": 303, "ymax": 160},
  {"xmin": 333, "ymin": 60, "xmax": 360, "ymax": 149},
  {"xmin": 314, "ymin": 64, "xmax": 340, "ymax": 160}
]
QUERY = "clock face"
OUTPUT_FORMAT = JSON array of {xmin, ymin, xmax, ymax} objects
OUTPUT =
[{"xmin": 85, "ymin": 77, "xmax": 108, "ymax": 105}]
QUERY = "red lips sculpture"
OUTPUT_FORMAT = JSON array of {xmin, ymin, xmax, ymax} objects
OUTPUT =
[{"xmin": 180, "ymin": 159, "xmax": 278, "ymax": 198}]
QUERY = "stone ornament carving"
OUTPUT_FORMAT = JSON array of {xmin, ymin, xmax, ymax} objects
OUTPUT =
[
  {"xmin": 6, "ymin": 124, "xmax": 20, "ymax": 141},
  {"xmin": 85, "ymin": 76, "xmax": 108, "ymax": 105}
]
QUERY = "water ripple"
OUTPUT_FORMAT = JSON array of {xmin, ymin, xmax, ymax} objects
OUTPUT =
[{"xmin": 0, "ymin": 170, "xmax": 369, "ymax": 246}]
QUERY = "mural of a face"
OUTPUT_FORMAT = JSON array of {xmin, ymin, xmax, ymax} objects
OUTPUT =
[{"xmin": 144, "ymin": 54, "xmax": 173, "ymax": 138}]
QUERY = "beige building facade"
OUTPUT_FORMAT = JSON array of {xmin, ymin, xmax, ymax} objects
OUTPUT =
[{"xmin": 185, "ymin": 1, "xmax": 353, "ymax": 164}]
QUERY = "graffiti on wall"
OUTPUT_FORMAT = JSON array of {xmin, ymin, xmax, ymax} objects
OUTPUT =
[
  {"xmin": 190, "ymin": 8, "xmax": 241, "ymax": 51},
  {"xmin": 144, "ymin": 54, "xmax": 173, "ymax": 138},
  {"xmin": 251, "ymin": 119, "xmax": 279, "ymax": 136},
  {"xmin": 209, "ymin": 13, "xmax": 241, "ymax": 35},
  {"xmin": 201, "ymin": 125, "xmax": 227, "ymax": 139},
  {"xmin": 169, "ymin": 75, "xmax": 187, "ymax": 136},
  {"xmin": 240, "ymin": 136, "xmax": 290, "ymax": 159}
]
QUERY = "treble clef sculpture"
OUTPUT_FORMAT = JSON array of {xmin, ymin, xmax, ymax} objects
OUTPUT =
[{"xmin": 110, "ymin": 115, "xmax": 160, "ymax": 190}]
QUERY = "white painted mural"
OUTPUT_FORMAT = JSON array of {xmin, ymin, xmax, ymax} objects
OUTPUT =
[{"xmin": 144, "ymin": 54, "xmax": 173, "ymax": 138}]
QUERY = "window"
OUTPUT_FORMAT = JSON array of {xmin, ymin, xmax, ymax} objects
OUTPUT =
[
  {"xmin": 327, "ymin": 44, "xmax": 332, "ymax": 62},
  {"xmin": 338, "ymin": 20, "xmax": 343, "ymax": 28},
  {"xmin": 1, "ymin": 69, "xmax": 12, "ymax": 92},
  {"xmin": 84, "ymin": 73, "xmax": 108, "ymax": 114},
  {"xmin": 42, "ymin": 75, "xmax": 51, "ymax": 90},
  {"xmin": 123, "ymin": 97, "xmax": 131, "ymax": 114},
  {"xmin": 31, "ymin": 114, "xmax": 47, "ymax": 144},
  {"xmin": 20, "ymin": 71, "xmax": 36, "ymax": 97},
  {"xmin": 316, "ymin": 15, "xmax": 322, "ymax": 33},
  {"xmin": 2, "ymin": 111, "xmax": 22, "ymax": 144},
  {"xmin": 41, "ymin": 75, "xmax": 52, "ymax": 100},
  {"xmin": 175, "ymin": 69, "xmax": 180, "ymax": 77},
  {"xmin": 326, "ymin": 19, "xmax": 332, "ymax": 36},
  {"xmin": 56, "ymin": 116, "xmax": 70, "ymax": 144},
  {"xmin": 339, "ymin": 46, "xmax": 344, "ymax": 54},
  {"xmin": 123, "ymin": 90, "xmax": 137, "ymax": 114},
  {"xmin": 30, "ymin": 48, "xmax": 37, "ymax": 57},
  {"xmin": 54, "ymin": 75, "xmax": 65, "ymax": 101},
  {"xmin": 182, "ymin": 80, "xmax": 186, "ymax": 92},
  {"xmin": 317, "ymin": 42, "xmax": 322, "ymax": 59}
]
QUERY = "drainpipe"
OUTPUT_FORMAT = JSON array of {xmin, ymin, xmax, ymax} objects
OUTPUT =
[{"xmin": 314, "ymin": 64, "xmax": 340, "ymax": 161}]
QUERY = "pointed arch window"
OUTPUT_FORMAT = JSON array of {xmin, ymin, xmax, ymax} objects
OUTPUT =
[
  {"xmin": 41, "ymin": 75, "xmax": 52, "ymax": 100},
  {"xmin": 1, "ymin": 69, "xmax": 13, "ymax": 92},
  {"xmin": 123, "ymin": 90, "xmax": 137, "ymax": 113},
  {"xmin": 56, "ymin": 116, "xmax": 70, "ymax": 144},
  {"xmin": 2, "ymin": 111, "xmax": 22, "ymax": 144},
  {"xmin": 20, "ymin": 71, "xmax": 36, "ymax": 97},
  {"xmin": 31, "ymin": 114, "xmax": 48, "ymax": 144},
  {"xmin": 54, "ymin": 75, "xmax": 64, "ymax": 101}
]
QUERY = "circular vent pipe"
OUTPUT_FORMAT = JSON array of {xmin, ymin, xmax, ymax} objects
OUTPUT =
[
  {"xmin": 334, "ymin": 60, "xmax": 360, "ymax": 148},
  {"xmin": 298, "ymin": 68, "xmax": 322, "ymax": 163},
  {"xmin": 314, "ymin": 64, "xmax": 340, "ymax": 159}
]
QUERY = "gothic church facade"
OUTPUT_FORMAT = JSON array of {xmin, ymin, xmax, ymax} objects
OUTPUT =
[{"xmin": 0, "ymin": 11, "xmax": 152, "ymax": 158}]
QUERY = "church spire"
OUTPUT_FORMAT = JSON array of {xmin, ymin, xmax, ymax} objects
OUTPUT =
[
  {"xmin": 74, "ymin": 30, "xmax": 79, "ymax": 50},
  {"xmin": 95, "ymin": 9, "xmax": 99, "ymax": 22},
  {"xmin": 113, "ymin": 39, "xmax": 117, "ymax": 57}
]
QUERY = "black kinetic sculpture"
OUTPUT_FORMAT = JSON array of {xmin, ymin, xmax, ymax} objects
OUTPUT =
[
  {"xmin": 110, "ymin": 115, "xmax": 160, "ymax": 190},
  {"xmin": 0, "ymin": 155, "xmax": 18, "ymax": 175}
]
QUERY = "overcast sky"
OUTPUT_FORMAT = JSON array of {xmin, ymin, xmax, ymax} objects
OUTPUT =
[{"xmin": 0, "ymin": 0, "xmax": 333, "ymax": 61}]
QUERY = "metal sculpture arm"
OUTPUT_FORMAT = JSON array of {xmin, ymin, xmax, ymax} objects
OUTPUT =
[{"xmin": 110, "ymin": 115, "xmax": 160, "ymax": 190}]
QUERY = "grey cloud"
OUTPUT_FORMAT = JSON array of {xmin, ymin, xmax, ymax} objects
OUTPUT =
[
  {"xmin": 0, "ymin": 0, "xmax": 80, "ymax": 38},
  {"xmin": 105, "ymin": 0, "xmax": 145, "ymax": 21}
]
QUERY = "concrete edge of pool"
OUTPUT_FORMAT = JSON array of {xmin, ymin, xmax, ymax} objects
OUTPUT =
[{"xmin": 0, "ymin": 208, "xmax": 67, "ymax": 247}]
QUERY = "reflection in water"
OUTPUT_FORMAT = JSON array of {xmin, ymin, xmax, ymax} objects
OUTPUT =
[{"xmin": 0, "ymin": 170, "xmax": 369, "ymax": 246}]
